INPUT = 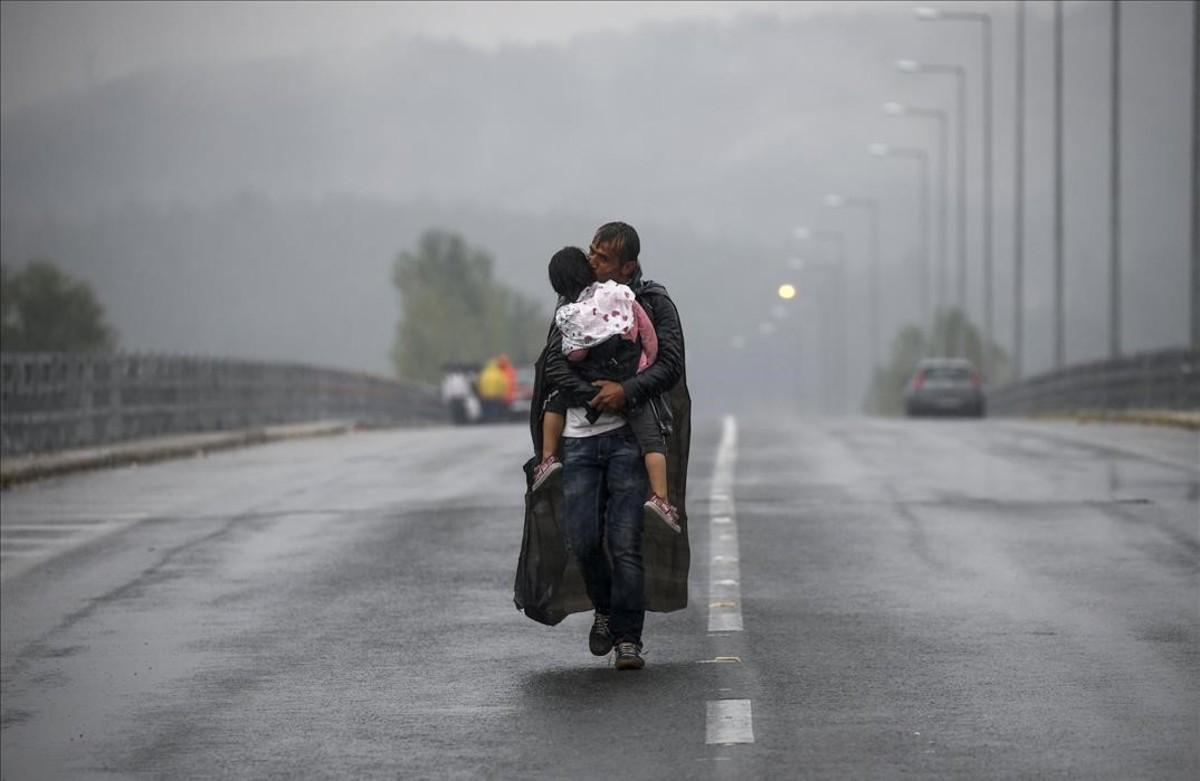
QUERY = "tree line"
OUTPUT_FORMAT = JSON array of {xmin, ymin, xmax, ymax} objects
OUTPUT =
[
  {"xmin": 1, "ymin": 260, "xmax": 117, "ymax": 352},
  {"xmin": 3, "ymin": 230, "xmax": 550, "ymax": 386},
  {"xmin": 389, "ymin": 229, "xmax": 547, "ymax": 383}
]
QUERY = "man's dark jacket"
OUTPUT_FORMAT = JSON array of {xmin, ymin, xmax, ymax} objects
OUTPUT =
[{"xmin": 513, "ymin": 270, "xmax": 692, "ymax": 626}]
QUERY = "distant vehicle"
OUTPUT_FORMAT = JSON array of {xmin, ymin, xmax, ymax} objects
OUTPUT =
[
  {"xmin": 904, "ymin": 358, "xmax": 986, "ymax": 418},
  {"xmin": 509, "ymin": 365, "xmax": 536, "ymax": 420}
]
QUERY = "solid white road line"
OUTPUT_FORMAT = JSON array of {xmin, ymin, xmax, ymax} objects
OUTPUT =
[
  {"xmin": 709, "ymin": 415, "xmax": 742, "ymax": 633},
  {"xmin": 706, "ymin": 699, "xmax": 754, "ymax": 745},
  {"xmin": 0, "ymin": 523, "xmax": 116, "ymax": 533}
]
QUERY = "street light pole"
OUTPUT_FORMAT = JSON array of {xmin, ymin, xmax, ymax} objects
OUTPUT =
[
  {"xmin": 1014, "ymin": 0, "xmax": 1026, "ymax": 380},
  {"xmin": 915, "ymin": 7, "xmax": 995, "ymax": 378},
  {"xmin": 884, "ymin": 102, "xmax": 948, "ymax": 330},
  {"xmin": 896, "ymin": 60, "xmax": 968, "ymax": 354},
  {"xmin": 1055, "ymin": 0, "xmax": 1066, "ymax": 368},
  {"xmin": 1193, "ymin": 0, "xmax": 1200, "ymax": 348},
  {"xmin": 1110, "ymin": 0, "xmax": 1122, "ymax": 360},
  {"xmin": 869, "ymin": 143, "xmax": 931, "ymax": 335},
  {"xmin": 794, "ymin": 227, "xmax": 850, "ymax": 412},
  {"xmin": 824, "ymin": 195, "xmax": 881, "ymax": 375}
]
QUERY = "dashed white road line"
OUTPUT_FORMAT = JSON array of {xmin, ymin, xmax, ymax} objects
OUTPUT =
[
  {"xmin": 706, "ymin": 416, "xmax": 755, "ymax": 748},
  {"xmin": 706, "ymin": 699, "xmax": 754, "ymax": 745},
  {"xmin": 1, "ymin": 523, "xmax": 114, "ymax": 533}
]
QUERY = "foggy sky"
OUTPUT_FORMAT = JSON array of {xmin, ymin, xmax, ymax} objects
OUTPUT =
[
  {"xmin": 1, "ymin": 1, "xmax": 920, "ymax": 116},
  {"xmin": 1, "ymin": 0, "xmax": 1194, "ymax": 413}
]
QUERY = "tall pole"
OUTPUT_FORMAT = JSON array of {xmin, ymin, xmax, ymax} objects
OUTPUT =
[
  {"xmin": 956, "ymin": 67, "xmax": 968, "ymax": 335},
  {"xmin": 894, "ymin": 63, "xmax": 967, "ymax": 351},
  {"xmin": 936, "ymin": 112, "xmax": 949, "ymax": 330},
  {"xmin": 797, "ymin": 228, "xmax": 851, "ymax": 412},
  {"xmin": 869, "ymin": 200, "xmax": 880, "ymax": 373},
  {"xmin": 911, "ymin": 11, "xmax": 992, "ymax": 356},
  {"xmin": 871, "ymin": 146, "xmax": 931, "ymax": 333},
  {"xmin": 817, "ymin": 231, "xmax": 850, "ymax": 412},
  {"xmin": 1054, "ymin": 0, "xmax": 1066, "ymax": 369},
  {"xmin": 825, "ymin": 197, "xmax": 880, "ymax": 382},
  {"xmin": 884, "ymin": 103, "xmax": 949, "ymax": 332},
  {"xmin": 981, "ymin": 15, "xmax": 995, "ymax": 379},
  {"xmin": 1109, "ymin": 0, "xmax": 1122, "ymax": 360},
  {"xmin": 1014, "ymin": 0, "xmax": 1026, "ymax": 379},
  {"xmin": 836, "ymin": 233, "xmax": 849, "ymax": 410},
  {"xmin": 1191, "ymin": 0, "xmax": 1199, "ymax": 349},
  {"xmin": 920, "ymin": 153, "xmax": 930, "ymax": 334}
]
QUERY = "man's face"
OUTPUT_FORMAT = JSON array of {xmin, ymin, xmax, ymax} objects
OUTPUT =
[{"xmin": 588, "ymin": 239, "xmax": 636, "ymax": 283}]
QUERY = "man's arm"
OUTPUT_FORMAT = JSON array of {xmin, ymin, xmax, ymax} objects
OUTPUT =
[
  {"xmin": 543, "ymin": 328, "xmax": 600, "ymax": 407},
  {"xmin": 620, "ymin": 291, "xmax": 684, "ymax": 409}
]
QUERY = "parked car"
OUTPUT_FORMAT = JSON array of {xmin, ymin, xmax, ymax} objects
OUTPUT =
[{"xmin": 904, "ymin": 358, "xmax": 986, "ymax": 418}]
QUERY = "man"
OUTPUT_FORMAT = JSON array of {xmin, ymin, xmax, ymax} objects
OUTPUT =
[
  {"xmin": 519, "ymin": 221, "xmax": 691, "ymax": 671},
  {"xmin": 476, "ymin": 356, "xmax": 508, "ymax": 422}
]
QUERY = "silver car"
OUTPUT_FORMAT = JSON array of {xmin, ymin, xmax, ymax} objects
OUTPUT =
[{"xmin": 904, "ymin": 358, "xmax": 986, "ymax": 418}]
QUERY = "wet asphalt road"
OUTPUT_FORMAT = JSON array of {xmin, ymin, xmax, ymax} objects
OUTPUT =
[{"xmin": 1, "ymin": 416, "xmax": 1197, "ymax": 779}]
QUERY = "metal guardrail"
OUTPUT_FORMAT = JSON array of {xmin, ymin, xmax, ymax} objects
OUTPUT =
[
  {"xmin": 988, "ymin": 347, "xmax": 1200, "ymax": 416},
  {"xmin": 1, "ymin": 353, "xmax": 445, "ymax": 456}
]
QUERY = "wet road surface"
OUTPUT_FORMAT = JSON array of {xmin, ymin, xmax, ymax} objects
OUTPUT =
[{"xmin": 2, "ymin": 417, "xmax": 1197, "ymax": 778}]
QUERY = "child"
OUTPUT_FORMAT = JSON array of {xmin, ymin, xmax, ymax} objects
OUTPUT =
[{"xmin": 532, "ymin": 247, "xmax": 681, "ymax": 534}]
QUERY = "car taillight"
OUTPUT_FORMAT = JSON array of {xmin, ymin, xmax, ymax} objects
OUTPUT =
[
  {"xmin": 913, "ymin": 371, "xmax": 925, "ymax": 390},
  {"xmin": 970, "ymin": 372, "xmax": 982, "ymax": 389}
]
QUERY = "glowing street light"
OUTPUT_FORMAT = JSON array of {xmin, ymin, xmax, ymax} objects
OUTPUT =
[{"xmin": 778, "ymin": 283, "xmax": 797, "ymax": 300}]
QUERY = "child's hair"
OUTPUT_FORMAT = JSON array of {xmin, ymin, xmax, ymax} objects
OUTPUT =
[{"xmin": 548, "ymin": 246, "xmax": 594, "ymax": 303}]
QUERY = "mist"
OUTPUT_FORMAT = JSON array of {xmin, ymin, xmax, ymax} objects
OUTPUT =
[{"xmin": 1, "ymin": 0, "xmax": 1194, "ymax": 415}]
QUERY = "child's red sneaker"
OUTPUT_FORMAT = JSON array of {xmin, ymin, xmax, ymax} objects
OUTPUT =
[
  {"xmin": 531, "ymin": 455, "xmax": 563, "ymax": 492},
  {"xmin": 644, "ymin": 494, "xmax": 682, "ymax": 534}
]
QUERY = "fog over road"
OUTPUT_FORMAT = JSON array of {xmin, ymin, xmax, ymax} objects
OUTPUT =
[{"xmin": 2, "ymin": 417, "xmax": 1197, "ymax": 778}]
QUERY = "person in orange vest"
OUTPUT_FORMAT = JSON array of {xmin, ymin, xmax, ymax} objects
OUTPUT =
[
  {"xmin": 476, "ymin": 358, "xmax": 509, "ymax": 421},
  {"xmin": 496, "ymin": 354, "xmax": 518, "ymax": 407}
]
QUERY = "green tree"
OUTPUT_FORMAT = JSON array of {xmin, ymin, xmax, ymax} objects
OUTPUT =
[
  {"xmin": 865, "ymin": 325, "xmax": 929, "ymax": 415},
  {"xmin": 0, "ymin": 259, "xmax": 117, "ymax": 352},
  {"xmin": 390, "ymin": 229, "xmax": 547, "ymax": 382},
  {"xmin": 865, "ymin": 308, "xmax": 1010, "ymax": 415}
]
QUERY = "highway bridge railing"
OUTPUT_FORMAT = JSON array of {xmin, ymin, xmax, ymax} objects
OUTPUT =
[
  {"xmin": 988, "ymin": 347, "xmax": 1200, "ymax": 417},
  {"xmin": 1, "ymin": 353, "xmax": 445, "ymax": 456}
]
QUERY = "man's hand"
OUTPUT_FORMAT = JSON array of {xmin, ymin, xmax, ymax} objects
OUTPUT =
[{"xmin": 589, "ymin": 380, "xmax": 627, "ymax": 413}]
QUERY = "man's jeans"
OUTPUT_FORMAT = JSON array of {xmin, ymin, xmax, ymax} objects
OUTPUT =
[{"xmin": 562, "ymin": 426, "xmax": 648, "ymax": 645}]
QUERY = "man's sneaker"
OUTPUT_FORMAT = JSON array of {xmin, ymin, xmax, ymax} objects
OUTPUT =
[
  {"xmin": 614, "ymin": 641, "xmax": 645, "ymax": 671},
  {"xmin": 589, "ymin": 612, "xmax": 613, "ymax": 656},
  {"xmin": 531, "ymin": 456, "xmax": 562, "ymax": 492},
  {"xmin": 644, "ymin": 495, "xmax": 682, "ymax": 534}
]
